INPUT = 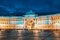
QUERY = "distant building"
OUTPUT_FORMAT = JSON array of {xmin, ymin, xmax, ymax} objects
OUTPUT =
[{"xmin": 0, "ymin": 12, "xmax": 60, "ymax": 30}]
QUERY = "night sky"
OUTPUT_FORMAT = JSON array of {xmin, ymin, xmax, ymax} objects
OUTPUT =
[{"xmin": 0, "ymin": 0, "xmax": 60, "ymax": 16}]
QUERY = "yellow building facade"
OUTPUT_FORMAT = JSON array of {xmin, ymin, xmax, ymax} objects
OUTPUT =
[{"xmin": 0, "ymin": 14, "xmax": 60, "ymax": 30}]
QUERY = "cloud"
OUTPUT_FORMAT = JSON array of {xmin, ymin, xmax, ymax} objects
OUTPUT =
[{"xmin": 0, "ymin": 0, "xmax": 60, "ymax": 15}]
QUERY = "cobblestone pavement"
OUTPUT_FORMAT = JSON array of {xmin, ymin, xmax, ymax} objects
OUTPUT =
[{"xmin": 0, "ymin": 29, "xmax": 60, "ymax": 40}]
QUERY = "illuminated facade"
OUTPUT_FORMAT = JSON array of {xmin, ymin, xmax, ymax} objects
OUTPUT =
[
  {"xmin": 0, "ymin": 11, "xmax": 60, "ymax": 30},
  {"xmin": 24, "ymin": 10, "xmax": 36, "ymax": 29}
]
